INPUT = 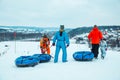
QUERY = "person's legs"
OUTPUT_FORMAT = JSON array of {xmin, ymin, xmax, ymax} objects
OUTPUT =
[
  {"xmin": 61, "ymin": 44, "xmax": 67, "ymax": 62},
  {"xmin": 94, "ymin": 44, "xmax": 99, "ymax": 58},
  {"xmin": 101, "ymin": 48, "xmax": 104, "ymax": 59},
  {"xmin": 47, "ymin": 47, "xmax": 50, "ymax": 54},
  {"xmin": 101, "ymin": 48, "xmax": 106, "ymax": 59},
  {"xmin": 92, "ymin": 44, "xmax": 96, "ymax": 57},
  {"xmin": 54, "ymin": 46, "xmax": 60, "ymax": 63},
  {"xmin": 103, "ymin": 50, "xmax": 106, "ymax": 58}
]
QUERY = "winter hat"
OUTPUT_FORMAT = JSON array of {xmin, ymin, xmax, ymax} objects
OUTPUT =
[
  {"xmin": 94, "ymin": 25, "xmax": 97, "ymax": 27},
  {"xmin": 93, "ymin": 25, "xmax": 98, "ymax": 30},
  {"xmin": 42, "ymin": 33, "xmax": 47, "ymax": 38},
  {"xmin": 60, "ymin": 25, "xmax": 64, "ymax": 30}
]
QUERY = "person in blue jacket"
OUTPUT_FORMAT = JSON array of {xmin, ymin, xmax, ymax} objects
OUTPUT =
[{"xmin": 52, "ymin": 25, "xmax": 70, "ymax": 63}]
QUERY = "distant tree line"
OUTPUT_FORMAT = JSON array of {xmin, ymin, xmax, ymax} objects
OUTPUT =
[
  {"xmin": 0, "ymin": 32, "xmax": 42, "ymax": 41},
  {"xmin": 68, "ymin": 26, "xmax": 120, "ymax": 38}
]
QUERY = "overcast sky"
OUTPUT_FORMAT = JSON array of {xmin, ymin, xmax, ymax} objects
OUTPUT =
[{"xmin": 0, "ymin": 0, "xmax": 120, "ymax": 28}]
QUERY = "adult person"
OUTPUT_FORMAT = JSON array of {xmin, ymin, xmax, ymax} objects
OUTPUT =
[
  {"xmin": 88, "ymin": 25, "xmax": 103, "ymax": 59},
  {"xmin": 52, "ymin": 25, "xmax": 70, "ymax": 63}
]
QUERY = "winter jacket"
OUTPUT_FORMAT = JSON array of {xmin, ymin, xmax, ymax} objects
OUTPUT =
[
  {"xmin": 52, "ymin": 31, "xmax": 70, "ymax": 62},
  {"xmin": 40, "ymin": 37, "xmax": 50, "ymax": 54},
  {"xmin": 88, "ymin": 27, "xmax": 103, "ymax": 44},
  {"xmin": 100, "ymin": 40, "xmax": 107, "ymax": 50},
  {"xmin": 53, "ymin": 31, "xmax": 70, "ymax": 46}
]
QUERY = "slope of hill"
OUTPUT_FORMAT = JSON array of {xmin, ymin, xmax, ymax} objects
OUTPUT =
[{"xmin": 0, "ymin": 40, "xmax": 120, "ymax": 80}]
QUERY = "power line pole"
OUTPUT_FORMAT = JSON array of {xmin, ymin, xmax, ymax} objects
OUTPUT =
[{"xmin": 14, "ymin": 32, "xmax": 16, "ymax": 54}]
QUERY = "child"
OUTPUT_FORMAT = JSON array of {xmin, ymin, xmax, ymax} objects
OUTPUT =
[
  {"xmin": 100, "ymin": 38, "xmax": 107, "ymax": 59},
  {"xmin": 40, "ymin": 34, "xmax": 50, "ymax": 54}
]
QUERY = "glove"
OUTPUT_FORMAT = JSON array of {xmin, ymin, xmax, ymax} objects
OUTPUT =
[
  {"xmin": 66, "ymin": 44, "xmax": 69, "ymax": 47},
  {"xmin": 105, "ymin": 48, "xmax": 107, "ymax": 51},
  {"xmin": 52, "ymin": 43, "xmax": 55, "ymax": 46},
  {"xmin": 40, "ymin": 46, "xmax": 42, "ymax": 48}
]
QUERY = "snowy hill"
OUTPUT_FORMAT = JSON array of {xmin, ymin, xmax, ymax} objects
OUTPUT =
[
  {"xmin": 68, "ymin": 26, "xmax": 120, "ymax": 38},
  {"xmin": 0, "ymin": 40, "xmax": 120, "ymax": 80},
  {"xmin": 0, "ymin": 26, "xmax": 72, "ymax": 33},
  {"xmin": 0, "ymin": 26, "xmax": 72, "ymax": 41},
  {"xmin": 0, "ymin": 26, "xmax": 57, "ymax": 33}
]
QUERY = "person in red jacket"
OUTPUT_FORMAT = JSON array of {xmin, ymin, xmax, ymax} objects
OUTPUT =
[{"xmin": 88, "ymin": 25, "xmax": 103, "ymax": 59}]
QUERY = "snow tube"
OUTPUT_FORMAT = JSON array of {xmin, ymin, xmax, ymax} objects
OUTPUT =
[
  {"xmin": 32, "ymin": 54, "xmax": 51, "ymax": 63},
  {"xmin": 73, "ymin": 51, "xmax": 94, "ymax": 61},
  {"xmin": 15, "ymin": 56, "xmax": 39, "ymax": 67}
]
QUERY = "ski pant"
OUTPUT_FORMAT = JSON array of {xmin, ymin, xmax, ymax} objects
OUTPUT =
[
  {"xmin": 91, "ymin": 44, "xmax": 99, "ymax": 58},
  {"xmin": 100, "ymin": 48, "xmax": 106, "ymax": 58},
  {"xmin": 54, "ymin": 41, "xmax": 67, "ymax": 63}
]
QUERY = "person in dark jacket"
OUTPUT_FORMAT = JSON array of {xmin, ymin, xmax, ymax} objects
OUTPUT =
[{"xmin": 88, "ymin": 25, "xmax": 103, "ymax": 59}]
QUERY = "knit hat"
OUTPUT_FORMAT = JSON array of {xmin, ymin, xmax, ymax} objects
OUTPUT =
[
  {"xmin": 60, "ymin": 25, "xmax": 64, "ymax": 30},
  {"xmin": 42, "ymin": 33, "xmax": 47, "ymax": 38}
]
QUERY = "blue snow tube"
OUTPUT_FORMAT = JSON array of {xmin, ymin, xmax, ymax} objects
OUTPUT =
[
  {"xmin": 32, "ymin": 54, "xmax": 51, "ymax": 63},
  {"xmin": 73, "ymin": 51, "xmax": 94, "ymax": 61},
  {"xmin": 15, "ymin": 56, "xmax": 39, "ymax": 67}
]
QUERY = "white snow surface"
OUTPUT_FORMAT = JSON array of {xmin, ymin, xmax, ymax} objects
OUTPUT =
[{"xmin": 0, "ymin": 40, "xmax": 120, "ymax": 80}]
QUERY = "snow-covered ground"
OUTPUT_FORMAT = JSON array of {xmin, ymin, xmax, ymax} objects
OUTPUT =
[{"xmin": 0, "ymin": 40, "xmax": 120, "ymax": 80}]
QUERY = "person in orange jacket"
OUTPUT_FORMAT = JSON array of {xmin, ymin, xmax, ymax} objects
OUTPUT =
[
  {"xmin": 88, "ymin": 25, "xmax": 103, "ymax": 59},
  {"xmin": 40, "ymin": 34, "xmax": 50, "ymax": 54}
]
